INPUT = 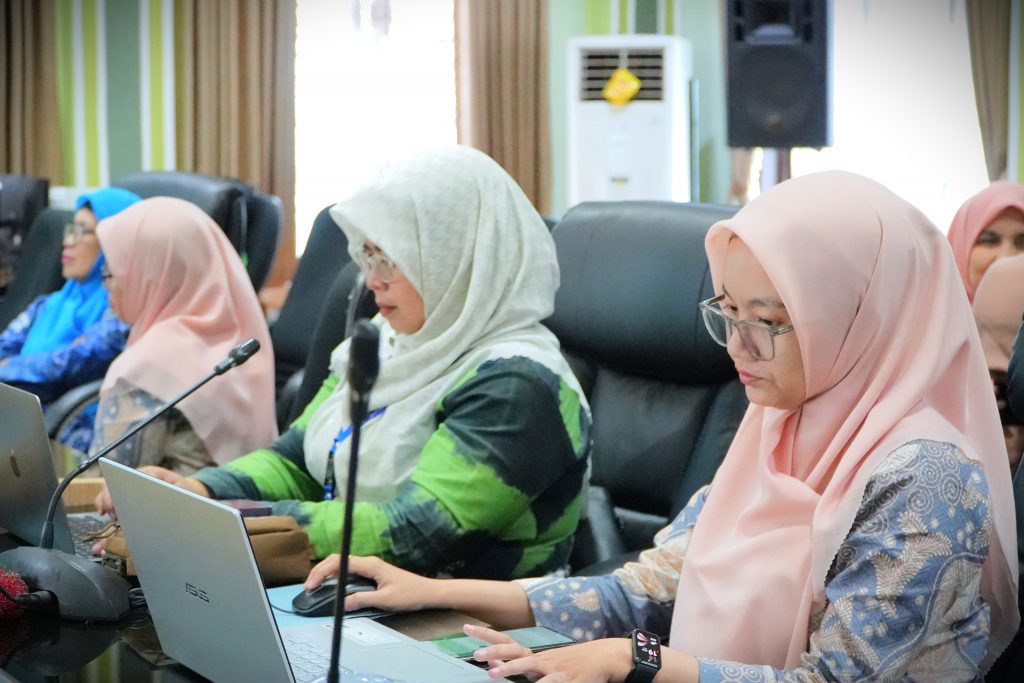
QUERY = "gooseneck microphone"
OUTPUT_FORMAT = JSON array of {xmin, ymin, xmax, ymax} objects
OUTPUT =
[
  {"xmin": 0, "ymin": 338, "xmax": 261, "ymax": 621},
  {"xmin": 326, "ymin": 321, "xmax": 380, "ymax": 683}
]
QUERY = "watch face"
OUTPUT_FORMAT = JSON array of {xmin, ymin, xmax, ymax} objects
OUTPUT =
[{"xmin": 633, "ymin": 630, "xmax": 661, "ymax": 667}]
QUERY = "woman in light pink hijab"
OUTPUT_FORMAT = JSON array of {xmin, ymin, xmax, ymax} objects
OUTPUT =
[
  {"xmin": 948, "ymin": 180, "xmax": 1024, "ymax": 301},
  {"xmin": 973, "ymin": 254, "xmax": 1024, "ymax": 473},
  {"xmin": 321, "ymin": 171, "xmax": 1021, "ymax": 682},
  {"xmin": 91, "ymin": 197, "xmax": 277, "ymax": 471}
]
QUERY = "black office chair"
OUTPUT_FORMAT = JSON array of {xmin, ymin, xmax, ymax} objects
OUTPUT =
[
  {"xmin": 245, "ymin": 192, "xmax": 282, "ymax": 292},
  {"xmin": 269, "ymin": 205, "xmax": 350, "ymax": 406},
  {"xmin": 0, "ymin": 175, "xmax": 50, "ymax": 297},
  {"xmin": 0, "ymin": 208, "xmax": 72, "ymax": 330},
  {"xmin": 280, "ymin": 262, "xmax": 373, "ymax": 427},
  {"xmin": 116, "ymin": 169, "xmax": 251, "ymax": 257},
  {"xmin": 543, "ymin": 201, "xmax": 749, "ymax": 573}
]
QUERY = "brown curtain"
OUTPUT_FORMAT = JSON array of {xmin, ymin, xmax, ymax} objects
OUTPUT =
[
  {"xmin": 0, "ymin": 0, "xmax": 62, "ymax": 177},
  {"xmin": 454, "ymin": 0, "xmax": 551, "ymax": 213},
  {"xmin": 175, "ymin": 0, "xmax": 297, "ymax": 288},
  {"xmin": 966, "ymin": 0, "xmax": 1011, "ymax": 181}
]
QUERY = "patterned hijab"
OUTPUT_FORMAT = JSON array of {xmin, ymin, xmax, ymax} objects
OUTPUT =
[
  {"xmin": 948, "ymin": 181, "xmax": 1024, "ymax": 301},
  {"xmin": 19, "ymin": 188, "xmax": 141, "ymax": 355},
  {"xmin": 670, "ymin": 171, "xmax": 1019, "ymax": 669},
  {"xmin": 96, "ymin": 197, "xmax": 277, "ymax": 463}
]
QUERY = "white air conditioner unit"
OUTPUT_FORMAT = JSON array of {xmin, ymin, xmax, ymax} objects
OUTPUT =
[{"xmin": 567, "ymin": 35, "xmax": 693, "ymax": 205}]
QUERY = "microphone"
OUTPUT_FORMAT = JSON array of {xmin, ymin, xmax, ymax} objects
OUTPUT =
[
  {"xmin": 0, "ymin": 338, "xmax": 262, "ymax": 621},
  {"xmin": 214, "ymin": 337, "xmax": 260, "ymax": 375},
  {"xmin": 325, "ymin": 321, "xmax": 380, "ymax": 683},
  {"xmin": 347, "ymin": 319, "xmax": 380, "ymax": 415}
]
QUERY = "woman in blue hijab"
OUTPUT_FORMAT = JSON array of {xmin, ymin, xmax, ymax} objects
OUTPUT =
[{"xmin": 0, "ymin": 188, "xmax": 141, "ymax": 408}]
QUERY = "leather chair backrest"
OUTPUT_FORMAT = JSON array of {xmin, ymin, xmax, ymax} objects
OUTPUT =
[
  {"xmin": 115, "ymin": 171, "xmax": 252, "ymax": 255},
  {"xmin": 0, "ymin": 176, "xmax": 50, "ymax": 296},
  {"xmin": 281, "ymin": 261, "xmax": 365, "ymax": 427},
  {"xmin": 0, "ymin": 175, "xmax": 49, "ymax": 237},
  {"xmin": 0, "ymin": 209, "xmax": 72, "ymax": 330},
  {"xmin": 547, "ymin": 201, "xmax": 749, "ymax": 557},
  {"xmin": 245, "ymin": 192, "xmax": 282, "ymax": 291},
  {"xmin": 269, "ymin": 205, "xmax": 350, "ymax": 400}
]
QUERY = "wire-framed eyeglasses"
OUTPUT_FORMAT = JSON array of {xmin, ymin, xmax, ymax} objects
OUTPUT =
[
  {"xmin": 63, "ymin": 223, "xmax": 98, "ymax": 243},
  {"xmin": 353, "ymin": 250, "xmax": 399, "ymax": 284},
  {"xmin": 699, "ymin": 295, "xmax": 794, "ymax": 361}
]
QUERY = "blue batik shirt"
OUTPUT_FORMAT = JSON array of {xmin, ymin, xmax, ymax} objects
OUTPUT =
[{"xmin": 521, "ymin": 440, "xmax": 996, "ymax": 682}]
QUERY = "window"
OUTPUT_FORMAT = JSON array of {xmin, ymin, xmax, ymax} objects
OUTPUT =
[
  {"xmin": 788, "ymin": 0, "xmax": 988, "ymax": 232},
  {"xmin": 294, "ymin": 0, "xmax": 456, "ymax": 255},
  {"xmin": 741, "ymin": 0, "xmax": 987, "ymax": 230}
]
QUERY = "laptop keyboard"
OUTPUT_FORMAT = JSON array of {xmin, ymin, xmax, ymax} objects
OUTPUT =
[
  {"xmin": 281, "ymin": 633, "xmax": 411, "ymax": 682},
  {"xmin": 283, "ymin": 631, "xmax": 346, "ymax": 682},
  {"xmin": 68, "ymin": 516, "xmax": 107, "ymax": 558}
]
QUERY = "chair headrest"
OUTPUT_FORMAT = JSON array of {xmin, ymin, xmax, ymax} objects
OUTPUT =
[
  {"xmin": 547, "ymin": 201, "xmax": 738, "ymax": 385},
  {"xmin": 115, "ymin": 171, "xmax": 252, "ymax": 251},
  {"xmin": 244, "ymin": 192, "xmax": 283, "ymax": 291}
]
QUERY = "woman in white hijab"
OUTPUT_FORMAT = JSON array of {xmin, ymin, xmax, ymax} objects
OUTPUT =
[{"xmin": 95, "ymin": 146, "xmax": 591, "ymax": 579}]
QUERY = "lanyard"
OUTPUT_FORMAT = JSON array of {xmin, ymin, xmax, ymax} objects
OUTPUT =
[{"xmin": 323, "ymin": 407, "xmax": 386, "ymax": 501}]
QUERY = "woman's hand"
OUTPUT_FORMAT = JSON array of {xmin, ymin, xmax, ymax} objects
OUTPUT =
[
  {"xmin": 304, "ymin": 555, "xmax": 441, "ymax": 613},
  {"xmin": 92, "ymin": 466, "xmax": 210, "ymax": 553},
  {"xmin": 466, "ymin": 624, "xmax": 633, "ymax": 683}
]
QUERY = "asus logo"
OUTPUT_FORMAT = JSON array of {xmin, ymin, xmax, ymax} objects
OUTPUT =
[{"xmin": 185, "ymin": 582, "xmax": 210, "ymax": 603}]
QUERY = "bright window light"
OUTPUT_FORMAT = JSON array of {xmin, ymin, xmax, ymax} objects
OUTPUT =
[
  {"xmin": 294, "ymin": 0, "xmax": 456, "ymax": 256},
  {"xmin": 789, "ymin": 0, "xmax": 988, "ymax": 233}
]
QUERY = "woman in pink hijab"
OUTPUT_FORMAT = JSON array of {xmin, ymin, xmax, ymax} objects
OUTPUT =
[
  {"xmin": 315, "ymin": 172, "xmax": 1021, "ymax": 681},
  {"xmin": 90, "ymin": 197, "xmax": 277, "ymax": 472},
  {"xmin": 948, "ymin": 181, "xmax": 1024, "ymax": 301},
  {"xmin": 974, "ymin": 254, "xmax": 1024, "ymax": 474}
]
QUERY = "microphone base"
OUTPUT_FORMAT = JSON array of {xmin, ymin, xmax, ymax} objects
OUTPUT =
[{"xmin": 0, "ymin": 547, "xmax": 131, "ymax": 621}]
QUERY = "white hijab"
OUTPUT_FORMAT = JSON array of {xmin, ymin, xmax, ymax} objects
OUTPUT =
[{"xmin": 304, "ymin": 146, "xmax": 586, "ymax": 501}]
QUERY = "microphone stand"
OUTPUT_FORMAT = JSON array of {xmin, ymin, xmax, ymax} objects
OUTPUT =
[
  {"xmin": 0, "ymin": 339, "xmax": 260, "ymax": 621},
  {"xmin": 326, "ymin": 321, "xmax": 379, "ymax": 683}
]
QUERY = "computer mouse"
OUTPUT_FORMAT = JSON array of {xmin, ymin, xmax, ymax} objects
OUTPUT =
[{"xmin": 291, "ymin": 575, "xmax": 378, "ymax": 617}]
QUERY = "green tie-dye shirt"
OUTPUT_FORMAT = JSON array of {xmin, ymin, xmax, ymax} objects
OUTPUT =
[{"xmin": 191, "ymin": 356, "xmax": 591, "ymax": 579}]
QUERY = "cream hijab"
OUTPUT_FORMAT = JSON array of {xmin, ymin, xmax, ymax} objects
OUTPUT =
[
  {"xmin": 96, "ymin": 197, "xmax": 278, "ymax": 464},
  {"xmin": 304, "ymin": 146, "xmax": 585, "ymax": 501},
  {"xmin": 973, "ymin": 253, "xmax": 1024, "ymax": 373},
  {"xmin": 670, "ymin": 172, "xmax": 1019, "ymax": 669}
]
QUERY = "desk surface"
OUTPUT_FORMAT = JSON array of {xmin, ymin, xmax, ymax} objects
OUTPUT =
[{"xmin": 0, "ymin": 584, "xmax": 494, "ymax": 682}]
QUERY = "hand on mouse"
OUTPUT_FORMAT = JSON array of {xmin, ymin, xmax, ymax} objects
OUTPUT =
[{"xmin": 304, "ymin": 555, "xmax": 437, "ymax": 613}]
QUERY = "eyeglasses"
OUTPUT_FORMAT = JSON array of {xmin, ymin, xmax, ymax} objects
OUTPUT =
[
  {"xmin": 63, "ymin": 223, "xmax": 98, "ymax": 243},
  {"xmin": 699, "ymin": 295, "xmax": 794, "ymax": 361},
  {"xmin": 353, "ymin": 249, "xmax": 398, "ymax": 283}
]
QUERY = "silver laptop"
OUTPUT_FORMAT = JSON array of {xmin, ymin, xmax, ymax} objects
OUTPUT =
[
  {"xmin": 99, "ymin": 458, "xmax": 510, "ymax": 683},
  {"xmin": 0, "ymin": 382, "xmax": 108, "ymax": 557}
]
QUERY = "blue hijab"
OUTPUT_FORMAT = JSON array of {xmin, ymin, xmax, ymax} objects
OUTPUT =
[{"xmin": 20, "ymin": 188, "xmax": 142, "ymax": 355}]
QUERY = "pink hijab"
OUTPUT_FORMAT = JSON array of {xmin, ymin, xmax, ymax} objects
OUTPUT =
[
  {"xmin": 670, "ymin": 172, "xmax": 1019, "ymax": 669},
  {"xmin": 948, "ymin": 181, "xmax": 1024, "ymax": 301},
  {"xmin": 973, "ymin": 253, "xmax": 1024, "ymax": 373},
  {"xmin": 96, "ymin": 197, "xmax": 277, "ymax": 464}
]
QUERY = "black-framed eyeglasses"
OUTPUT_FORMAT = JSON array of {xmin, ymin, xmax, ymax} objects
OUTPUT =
[
  {"xmin": 699, "ymin": 295, "xmax": 794, "ymax": 361},
  {"xmin": 63, "ymin": 223, "xmax": 98, "ymax": 243},
  {"xmin": 353, "ymin": 250, "xmax": 398, "ymax": 283}
]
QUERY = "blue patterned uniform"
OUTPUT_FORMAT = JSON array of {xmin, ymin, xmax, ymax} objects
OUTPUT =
[
  {"xmin": 0, "ymin": 294, "xmax": 129, "ymax": 450},
  {"xmin": 522, "ymin": 440, "xmax": 994, "ymax": 682}
]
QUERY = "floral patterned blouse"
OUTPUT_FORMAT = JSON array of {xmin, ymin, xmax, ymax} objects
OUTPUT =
[{"xmin": 522, "ymin": 439, "xmax": 996, "ymax": 682}]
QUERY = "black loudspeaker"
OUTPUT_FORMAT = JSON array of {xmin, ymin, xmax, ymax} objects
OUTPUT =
[{"xmin": 726, "ymin": 0, "xmax": 831, "ymax": 148}]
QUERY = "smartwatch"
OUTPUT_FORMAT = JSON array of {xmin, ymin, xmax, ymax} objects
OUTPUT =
[{"xmin": 624, "ymin": 628, "xmax": 661, "ymax": 683}]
